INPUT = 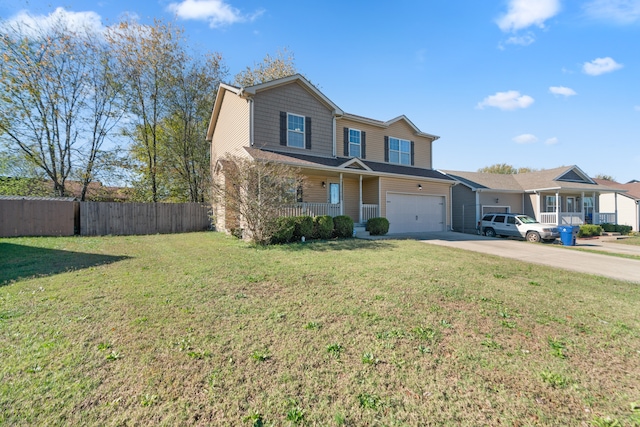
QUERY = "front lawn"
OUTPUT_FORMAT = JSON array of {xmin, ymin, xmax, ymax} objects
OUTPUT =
[
  {"xmin": 1, "ymin": 233, "xmax": 639, "ymax": 426},
  {"xmin": 613, "ymin": 236, "xmax": 640, "ymax": 246}
]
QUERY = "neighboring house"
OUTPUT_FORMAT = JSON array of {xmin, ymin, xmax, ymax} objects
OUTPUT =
[
  {"xmin": 594, "ymin": 179, "xmax": 640, "ymax": 231},
  {"xmin": 442, "ymin": 166, "xmax": 626, "ymax": 234},
  {"xmin": 206, "ymin": 74, "xmax": 456, "ymax": 234}
]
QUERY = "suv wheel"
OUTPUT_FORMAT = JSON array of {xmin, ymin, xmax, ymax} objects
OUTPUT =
[
  {"xmin": 485, "ymin": 228, "xmax": 496, "ymax": 238},
  {"xmin": 526, "ymin": 231, "xmax": 541, "ymax": 243}
]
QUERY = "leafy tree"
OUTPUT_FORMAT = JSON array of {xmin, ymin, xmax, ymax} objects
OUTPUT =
[
  {"xmin": 212, "ymin": 154, "xmax": 305, "ymax": 245},
  {"xmin": 234, "ymin": 48, "xmax": 297, "ymax": 87},
  {"xmin": 160, "ymin": 53, "xmax": 227, "ymax": 202},
  {"xmin": 594, "ymin": 174, "xmax": 616, "ymax": 182},
  {"xmin": 0, "ymin": 14, "xmax": 126, "ymax": 199},
  {"xmin": 105, "ymin": 19, "xmax": 185, "ymax": 202},
  {"xmin": 478, "ymin": 164, "xmax": 538, "ymax": 174}
]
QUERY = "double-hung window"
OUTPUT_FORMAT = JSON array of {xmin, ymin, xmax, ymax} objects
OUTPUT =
[
  {"xmin": 287, "ymin": 113, "xmax": 305, "ymax": 148},
  {"xmin": 389, "ymin": 137, "xmax": 411, "ymax": 165},
  {"xmin": 349, "ymin": 129, "xmax": 361, "ymax": 157}
]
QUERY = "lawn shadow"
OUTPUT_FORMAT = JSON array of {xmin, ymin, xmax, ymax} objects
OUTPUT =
[
  {"xmin": 0, "ymin": 243, "xmax": 131, "ymax": 286},
  {"xmin": 271, "ymin": 239, "xmax": 399, "ymax": 252}
]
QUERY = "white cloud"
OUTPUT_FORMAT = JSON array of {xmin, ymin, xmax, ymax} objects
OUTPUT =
[
  {"xmin": 583, "ymin": 57, "xmax": 623, "ymax": 75},
  {"xmin": 583, "ymin": 0, "xmax": 640, "ymax": 24},
  {"xmin": 477, "ymin": 91, "xmax": 535, "ymax": 111},
  {"xmin": 1, "ymin": 7, "xmax": 105, "ymax": 36},
  {"xmin": 549, "ymin": 86, "xmax": 577, "ymax": 96},
  {"xmin": 505, "ymin": 33, "xmax": 536, "ymax": 46},
  {"xmin": 545, "ymin": 137, "xmax": 559, "ymax": 145},
  {"xmin": 513, "ymin": 134, "xmax": 538, "ymax": 144},
  {"xmin": 166, "ymin": 0, "xmax": 264, "ymax": 28},
  {"xmin": 497, "ymin": 0, "xmax": 561, "ymax": 32}
]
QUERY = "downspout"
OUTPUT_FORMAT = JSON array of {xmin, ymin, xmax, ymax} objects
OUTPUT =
[
  {"xmin": 614, "ymin": 192, "xmax": 618, "ymax": 224},
  {"xmin": 332, "ymin": 116, "xmax": 337, "ymax": 157},
  {"xmin": 449, "ymin": 183, "xmax": 454, "ymax": 231},
  {"xmin": 581, "ymin": 191, "xmax": 585, "ymax": 224}
]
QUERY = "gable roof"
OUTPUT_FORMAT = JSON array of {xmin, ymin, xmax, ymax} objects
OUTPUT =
[
  {"xmin": 442, "ymin": 166, "xmax": 623, "ymax": 193},
  {"xmin": 245, "ymin": 147, "xmax": 454, "ymax": 182}
]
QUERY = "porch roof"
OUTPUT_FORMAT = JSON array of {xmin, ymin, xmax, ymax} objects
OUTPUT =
[{"xmin": 245, "ymin": 147, "xmax": 454, "ymax": 182}]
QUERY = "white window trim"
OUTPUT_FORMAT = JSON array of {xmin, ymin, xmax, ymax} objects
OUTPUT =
[
  {"xmin": 349, "ymin": 128, "xmax": 361, "ymax": 157},
  {"xmin": 287, "ymin": 113, "xmax": 305, "ymax": 148},
  {"xmin": 389, "ymin": 136, "xmax": 411, "ymax": 165}
]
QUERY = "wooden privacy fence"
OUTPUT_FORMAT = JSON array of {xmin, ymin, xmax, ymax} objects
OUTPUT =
[
  {"xmin": 80, "ymin": 202, "xmax": 211, "ymax": 236},
  {"xmin": 0, "ymin": 199, "xmax": 211, "ymax": 237},
  {"xmin": 0, "ymin": 198, "xmax": 78, "ymax": 237}
]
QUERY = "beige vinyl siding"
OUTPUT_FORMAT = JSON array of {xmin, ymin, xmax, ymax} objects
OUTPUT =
[
  {"xmin": 478, "ymin": 192, "xmax": 523, "ymax": 215},
  {"xmin": 600, "ymin": 193, "xmax": 638, "ymax": 231},
  {"xmin": 451, "ymin": 185, "xmax": 477, "ymax": 233},
  {"xmin": 524, "ymin": 193, "xmax": 537, "ymax": 218},
  {"xmin": 336, "ymin": 118, "xmax": 433, "ymax": 168},
  {"xmin": 211, "ymin": 91, "xmax": 250, "ymax": 161},
  {"xmin": 253, "ymin": 82, "xmax": 334, "ymax": 156},
  {"xmin": 303, "ymin": 176, "xmax": 329, "ymax": 204},
  {"xmin": 379, "ymin": 177, "xmax": 450, "ymax": 227},
  {"xmin": 362, "ymin": 178, "xmax": 378, "ymax": 205}
]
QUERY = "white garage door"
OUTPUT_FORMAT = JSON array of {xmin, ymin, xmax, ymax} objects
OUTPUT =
[{"xmin": 386, "ymin": 193, "xmax": 445, "ymax": 233}]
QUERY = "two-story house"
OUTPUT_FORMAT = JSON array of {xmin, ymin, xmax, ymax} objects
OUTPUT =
[{"xmin": 206, "ymin": 74, "xmax": 455, "ymax": 235}]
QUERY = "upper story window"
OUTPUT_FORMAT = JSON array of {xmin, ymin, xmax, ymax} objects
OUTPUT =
[
  {"xmin": 280, "ymin": 111, "xmax": 311, "ymax": 149},
  {"xmin": 343, "ymin": 127, "xmax": 366, "ymax": 158},
  {"xmin": 349, "ymin": 129, "xmax": 361, "ymax": 157},
  {"xmin": 389, "ymin": 137, "xmax": 411, "ymax": 165},
  {"xmin": 287, "ymin": 113, "xmax": 305, "ymax": 148}
]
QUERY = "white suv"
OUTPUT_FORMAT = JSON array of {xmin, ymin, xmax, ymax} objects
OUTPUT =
[{"xmin": 480, "ymin": 213, "xmax": 559, "ymax": 243}]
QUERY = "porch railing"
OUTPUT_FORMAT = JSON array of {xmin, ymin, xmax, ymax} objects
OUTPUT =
[
  {"xmin": 279, "ymin": 203, "xmax": 340, "ymax": 218},
  {"xmin": 361, "ymin": 204, "xmax": 379, "ymax": 223},
  {"xmin": 539, "ymin": 212, "xmax": 616, "ymax": 226},
  {"xmin": 594, "ymin": 212, "xmax": 616, "ymax": 224}
]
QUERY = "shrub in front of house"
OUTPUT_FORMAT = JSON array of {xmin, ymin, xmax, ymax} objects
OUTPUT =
[
  {"xmin": 313, "ymin": 215, "xmax": 334, "ymax": 240},
  {"xmin": 333, "ymin": 215, "xmax": 354, "ymax": 238},
  {"xmin": 600, "ymin": 223, "xmax": 633, "ymax": 235},
  {"xmin": 271, "ymin": 217, "xmax": 295, "ymax": 244},
  {"xmin": 578, "ymin": 224, "xmax": 602, "ymax": 238},
  {"xmin": 366, "ymin": 217, "xmax": 389, "ymax": 236},
  {"xmin": 292, "ymin": 215, "xmax": 313, "ymax": 241}
]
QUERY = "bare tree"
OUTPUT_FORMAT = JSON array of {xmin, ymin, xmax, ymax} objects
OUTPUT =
[
  {"xmin": 0, "ymin": 14, "xmax": 126, "ymax": 199},
  {"xmin": 212, "ymin": 154, "xmax": 304, "ymax": 244},
  {"xmin": 234, "ymin": 48, "xmax": 297, "ymax": 87}
]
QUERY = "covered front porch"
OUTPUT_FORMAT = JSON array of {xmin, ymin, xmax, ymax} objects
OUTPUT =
[
  {"xmin": 281, "ymin": 170, "xmax": 380, "ymax": 225},
  {"xmin": 535, "ymin": 190, "xmax": 617, "ymax": 226}
]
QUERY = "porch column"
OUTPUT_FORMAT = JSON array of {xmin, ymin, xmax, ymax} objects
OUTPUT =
[
  {"xmin": 475, "ymin": 192, "xmax": 480, "ymax": 226},
  {"xmin": 581, "ymin": 191, "xmax": 585, "ymax": 224},
  {"xmin": 359, "ymin": 175, "xmax": 363, "ymax": 224},
  {"xmin": 615, "ymin": 192, "xmax": 618, "ymax": 224},
  {"xmin": 536, "ymin": 192, "xmax": 541, "ymax": 221},
  {"xmin": 555, "ymin": 191, "xmax": 560, "ymax": 225},
  {"xmin": 593, "ymin": 192, "xmax": 596, "ymax": 224},
  {"xmin": 339, "ymin": 173, "xmax": 344, "ymax": 216}
]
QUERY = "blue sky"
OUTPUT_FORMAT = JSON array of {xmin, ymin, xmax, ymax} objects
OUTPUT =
[{"xmin": 2, "ymin": 0, "xmax": 639, "ymax": 182}]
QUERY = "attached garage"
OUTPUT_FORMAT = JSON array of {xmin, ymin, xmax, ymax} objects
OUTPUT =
[{"xmin": 386, "ymin": 192, "xmax": 446, "ymax": 233}]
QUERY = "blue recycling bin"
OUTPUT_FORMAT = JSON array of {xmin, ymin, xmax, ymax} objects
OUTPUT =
[{"xmin": 558, "ymin": 225, "xmax": 577, "ymax": 246}]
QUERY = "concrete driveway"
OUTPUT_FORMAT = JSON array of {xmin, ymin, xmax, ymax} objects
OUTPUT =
[{"xmin": 365, "ymin": 232, "xmax": 640, "ymax": 283}]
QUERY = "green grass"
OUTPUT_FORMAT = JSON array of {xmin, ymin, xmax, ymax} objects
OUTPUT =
[
  {"xmin": 1, "ymin": 233, "xmax": 639, "ymax": 426},
  {"xmin": 562, "ymin": 246, "xmax": 640, "ymax": 261},
  {"xmin": 612, "ymin": 236, "xmax": 640, "ymax": 246}
]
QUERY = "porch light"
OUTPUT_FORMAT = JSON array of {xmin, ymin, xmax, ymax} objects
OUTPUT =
[
  {"xmin": 495, "ymin": 198, "xmax": 499, "ymax": 203},
  {"xmin": 321, "ymin": 181, "xmax": 326, "ymax": 188},
  {"xmin": 418, "ymin": 184, "xmax": 423, "ymax": 190}
]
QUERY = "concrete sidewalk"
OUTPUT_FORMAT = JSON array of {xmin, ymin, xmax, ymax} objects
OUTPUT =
[{"xmin": 362, "ymin": 232, "xmax": 640, "ymax": 283}]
